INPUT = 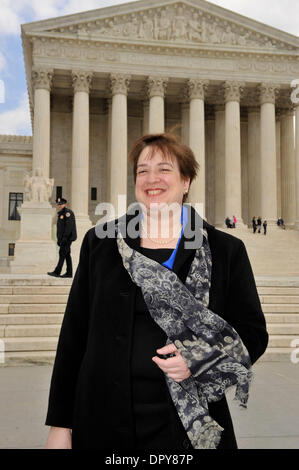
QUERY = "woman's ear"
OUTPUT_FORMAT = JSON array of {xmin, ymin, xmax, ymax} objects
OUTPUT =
[{"xmin": 184, "ymin": 178, "xmax": 190, "ymax": 194}]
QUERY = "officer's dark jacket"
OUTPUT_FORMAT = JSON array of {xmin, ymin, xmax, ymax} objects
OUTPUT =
[
  {"xmin": 45, "ymin": 207, "xmax": 268, "ymax": 449},
  {"xmin": 56, "ymin": 207, "xmax": 77, "ymax": 245}
]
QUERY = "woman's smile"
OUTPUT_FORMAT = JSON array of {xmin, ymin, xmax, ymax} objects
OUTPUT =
[{"xmin": 135, "ymin": 148, "xmax": 189, "ymax": 209}]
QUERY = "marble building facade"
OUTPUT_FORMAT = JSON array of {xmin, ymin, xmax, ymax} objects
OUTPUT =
[{"xmin": 1, "ymin": 0, "xmax": 299, "ymax": 260}]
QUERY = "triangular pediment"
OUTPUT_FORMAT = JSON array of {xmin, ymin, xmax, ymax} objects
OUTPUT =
[{"xmin": 22, "ymin": 0, "xmax": 298, "ymax": 52}]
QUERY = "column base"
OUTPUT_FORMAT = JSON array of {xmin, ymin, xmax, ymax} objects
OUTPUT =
[
  {"xmin": 9, "ymin": 202, "xmax": 57, "ymax": 274},
  {"xmin": 9, "ymin": 240, "xmax": 57, "ymax": 274}
]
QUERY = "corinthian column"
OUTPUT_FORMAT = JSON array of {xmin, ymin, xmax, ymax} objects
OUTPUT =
[
  {"xmin": 224, "ymin": 81, "xmax": 245, "ymax": 226},
  {"xmin": 32, "ymin": 67, "xmax": 53, "ymax": 178},
  {"xmin": 147, "ymin": 76, "xmax": 168, "ymax": 133},
  {"xmin": 214, "ymin": 105, "xmax": 225, "ymax": 226},
  {"xmin": 71, "ymin": 70, "xmax": 93, "ymax": 233},
  {"xmin": 110, "ymin": 73, "xmax": 131, "ymax": 214},
  {"xmin": 187, "ymin": 79, "xmax": 209, "ymax": 212},
  {"xmin": 247, "ymin": 107, "xmax": 261, "ymax": 225},
  {"xmin": 259, "ymin": 83, "xmax": 280, "ymax": 225},
  {"xmin": 295, "ymin": 104, "xmax": 299, "ymax": 230},
  {"xmin": 10, "ymin": 67, "xmax": 56, "ymax": 273},
  {"xmin": 281, "ymin": 108, "xmax": 296, "ymax": 227}
]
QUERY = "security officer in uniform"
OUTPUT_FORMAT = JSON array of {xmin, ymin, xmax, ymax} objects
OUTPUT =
[{"xmin": 47, "ymin": 198, "xmax": 77, "ymax": 278}]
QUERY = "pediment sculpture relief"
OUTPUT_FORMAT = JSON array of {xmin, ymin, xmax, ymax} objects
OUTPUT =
[{"xmin": 48, "ymin": 4, "xmax": 294, "ymax": 51}]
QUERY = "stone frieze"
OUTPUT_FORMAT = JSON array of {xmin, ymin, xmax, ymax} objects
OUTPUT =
[{"xmin": 44, "ymin": 3, "xmax": 297, "ymax": 52}]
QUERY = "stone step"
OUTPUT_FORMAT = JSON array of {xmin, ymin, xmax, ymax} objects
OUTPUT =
[
  {"xmin": 0, "ymin": 313, "xmax": 63, "ymax": 325},
  {"xmin": 256, "ymin": 279, "xmax": 299, "ymax": 288},
  {"xmin": 262, "ymin": 304, "xmax": 299, "ymax": 313},
  {"xmin": 265, "ymin": 313, "xmax": 299, "ymax": 323},
  {"xmin": 260, "ymin": 295, "xmax": 299, "ymax": 304},
  {"xmin": 0, "ymin": 348, "xmax": 294, "ymax": 366},
  {"xmin": 0, "ymin": 287, "xmax": 12, "ymax": 295},
  {"xmin": 0, "ymin": 351, "xmax": 56, "ymax": 367},
  {"xmin": 0, "ymin": 277, "xmax": 72, "ymax": 286},
  {"xmin": 267, "ymin": 323, "xmax": 299, "ymax": 335},
  {"xmin": 257, "ymin": 348, "xmax": 294, "ymax": 362},
  {"xmin": 257, "ymin": 287, "xmax": 299, "ymax": 295},
  {"xmin": 1, "ymin": 337, "xmax": 58, "ymax": 352},
  {"xmin": 268, "ymin": 335, "xmax": 299, "ymax": 348},
  {"xmin": 2, "ymin": 324, "xmax": 61, "ymax": 337},
  {"xmin": 7, "ymin": 304, "xmax": 65, "ymax": 314},
  {"xmin": 0, "ymin": 286, "xmax": 71, "ymax": 295},
  {"xmin": 0, "ymin": 294, "xmax": 68, "ymax": 304}
]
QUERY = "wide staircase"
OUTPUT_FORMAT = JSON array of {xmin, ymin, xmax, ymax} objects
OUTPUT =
[
  {"xmin": 0, "ymin": 276, "xmax": 71, "ymax": 366},
  {"xmin": 256, "ymin": 279, "xmax": 299, "ymax": 361},
  {"xmin": 0, "ymin": 225, "xmax": 299, "ymax": 366}
]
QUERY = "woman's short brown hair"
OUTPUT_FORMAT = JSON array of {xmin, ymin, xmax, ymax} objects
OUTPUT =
[{"xmin": 128, "ymin": 133, "xmax": 199, "ymax": 201}]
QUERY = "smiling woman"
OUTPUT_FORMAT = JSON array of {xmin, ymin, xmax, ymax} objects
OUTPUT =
[
  {"xmin": 130, "ymin": 133, "xmax": 198, "ymax": 247},
  {"xmin": 45, "ymin": 133, "xmax": 268, "ymax": 450}
]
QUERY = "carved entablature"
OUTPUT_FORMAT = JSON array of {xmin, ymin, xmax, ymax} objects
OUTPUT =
[{"xmin": 45, "ymin": 2, "xmax": 296, "ymax": 52}]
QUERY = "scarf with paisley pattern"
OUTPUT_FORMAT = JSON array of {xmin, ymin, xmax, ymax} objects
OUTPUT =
[{"xmin": 116, "ymin": 225, "xmax": 252, "ymax": 450}]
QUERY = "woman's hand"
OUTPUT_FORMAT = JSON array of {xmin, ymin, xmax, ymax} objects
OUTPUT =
[
  {"xmin": 45, "ymin": 427, "xmax": 72, "ymax": 449},
  {"xmin": 152, "ymin": 343, "xmax": 191, "ymax": 382}
]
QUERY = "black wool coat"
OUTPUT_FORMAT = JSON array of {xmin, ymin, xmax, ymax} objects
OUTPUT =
[
  {"xmin": 56, "ymin": 207, "xmax": 77, "ymax": 246},
  {"xmin": 45, "ymin": 208, "xmax": 268, "ymax": 449}
]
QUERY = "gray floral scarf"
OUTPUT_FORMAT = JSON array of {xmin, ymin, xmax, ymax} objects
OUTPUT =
[{"xmin": 116, "ymin": 227, "xmax": 252, "ymax": 450}]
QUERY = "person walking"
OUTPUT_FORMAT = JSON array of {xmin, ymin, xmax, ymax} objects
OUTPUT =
[
  {"xmin": 47, "ymin": 198, "xmax": 77, "ymax": 278},
  {"xmin": 263, "ymin": 220, "xmax": 267, "ymax": 235},
  {"xmin": 257, "ymin": 216, "xmax": 262, "ymax": 234},
  {"xmin": 252, "ymin": 216, "xmax": 257, "ymax": 234},
  {"xmin": 232, "ymin": 215, "xmax": 237, "ymax": 229}
]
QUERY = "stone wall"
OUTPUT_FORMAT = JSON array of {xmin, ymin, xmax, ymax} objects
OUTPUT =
[{"xmin": 0, "ymin": 136, "xmax": 32, "ymax": 258}]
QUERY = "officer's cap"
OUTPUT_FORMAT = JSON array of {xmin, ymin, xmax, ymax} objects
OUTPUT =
[{"xmin": 56, "ymin": 197, "xmax": 67, "ymax": 205}]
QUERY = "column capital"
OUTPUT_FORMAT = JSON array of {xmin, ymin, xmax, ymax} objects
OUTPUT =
[
  {"xmin": 259, "ymin": 82, "xmax": 280, "ymax": 105},
  {"xmin": 32, "ymin": 67, "xmax": 53, "ymax": 91},
  {"xmin": 147, "ymin": 76, "xmax": 168, "ymax": 98},
  {"xmin": 186, "ymin": 79, "xmax": 209, "ymax": 100},
  {"xmin": 72, "ymin": 70, "xmax": 93, "ymax": 93},
  {"xmin": 223, "ymin": 81, "xmax": 245, "ymax": 103},
  {"xmin": 110, "ymin": 73, "xmax": 131, "ymax": 96}
]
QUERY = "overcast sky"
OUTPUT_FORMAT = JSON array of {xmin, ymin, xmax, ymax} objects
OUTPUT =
[{"xmin": 0, "ymin": 0, "xmax": 298, "ymax": 136}]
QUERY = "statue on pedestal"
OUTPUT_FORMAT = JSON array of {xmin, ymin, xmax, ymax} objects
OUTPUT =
[{"xmin": 23, "ymin": 168, "xmax": 54, "ymax": 203}]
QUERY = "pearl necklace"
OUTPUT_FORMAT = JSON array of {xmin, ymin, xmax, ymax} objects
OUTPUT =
[{"xmin": 141, "ymin": 223, "xmax": 182, "ymax": 245}]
